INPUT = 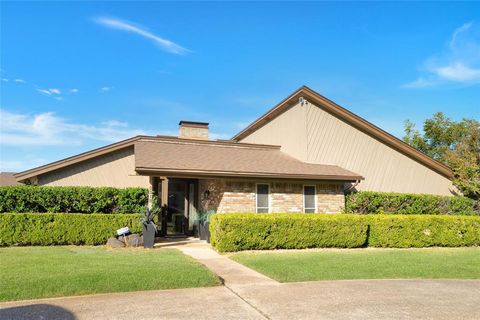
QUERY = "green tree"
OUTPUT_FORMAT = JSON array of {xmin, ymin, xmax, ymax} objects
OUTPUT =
[{"xmin": 403, "ymin": 112, "xmax": 480, "ymax": 199}]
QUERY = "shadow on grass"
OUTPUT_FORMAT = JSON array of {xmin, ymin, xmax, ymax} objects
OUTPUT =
[{"xmin": 0, "ymin": 304, "xmax": 76, "ymax": 320}]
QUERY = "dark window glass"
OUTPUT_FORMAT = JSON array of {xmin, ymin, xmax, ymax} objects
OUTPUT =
[
  {"xmin": 256, "ymin": 184, "xmax": 269, "ymax": 213},
  {"xmin": 304, "ymin": 186, "xmax": 315, "ymax": 213}
]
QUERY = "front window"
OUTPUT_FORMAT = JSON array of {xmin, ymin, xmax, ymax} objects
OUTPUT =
[
  {"xmin": 256, "ymin": 184, "xmax": 269, "ymax": 213},
  {"xmin": 304, "ymin": 185, "xmax": 316, "ymax": 213}
]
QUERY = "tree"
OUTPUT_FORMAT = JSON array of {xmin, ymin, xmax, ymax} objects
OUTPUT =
[{"xmin": 403, "ymin": 112, "xmax": 480, "ymax": 200}]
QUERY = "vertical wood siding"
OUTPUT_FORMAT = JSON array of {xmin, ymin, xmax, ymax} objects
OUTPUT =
[
  {"xmin": 240, "ymin": 101, "xmax": 456, "ymax": 195},
  {"xmin": 38, "ymin": 147, "xmax": 150, "ymax": 188}
]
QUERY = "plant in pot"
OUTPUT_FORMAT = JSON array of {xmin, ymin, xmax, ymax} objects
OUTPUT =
[
  {"xmin": 198, "ymin": 210, "xmax": 214, "ymax": 242},
  {"xmin": 141, "ymin": 196, "xmax": 160, "ymax": 248}
]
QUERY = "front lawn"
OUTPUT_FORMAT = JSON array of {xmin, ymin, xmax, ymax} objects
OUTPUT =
[
  {"xmin": 0, "ymin": 247, "xmax": 220, "ymax": 302},
  {"xmin": 231, "ymin": 247, "xmax": 480, "ymax": 282}
]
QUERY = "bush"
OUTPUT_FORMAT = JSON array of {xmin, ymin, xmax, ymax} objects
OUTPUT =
[
  {"xmin": 209, "ymin": 213, "xmax": 368, "ymax": 252},
  {"xmin": 368, "ymin": 215, "xmax": 480, "ymax": 248},
  {"xmin": 345, "ymin": 191, "xmax": 478, "ymax": 215},
  {"xmin": 0, "ymin": 213, "xmax": 142, "ymax": 246},
  {"xmin": 210, "ymin": 213, "xmax": 480, "ymax": 252},
  {"xmin": 0, "ymin": 186, "xmax": 148, "ymax": 213}
]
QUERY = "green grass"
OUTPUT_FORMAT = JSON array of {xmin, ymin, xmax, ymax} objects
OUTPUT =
[
  {"xmin": 231, "ymin": 247, "xmax": 480, "ymax": 282},
  {"xmin": 0, "ymin": 247, "xmax": 220, "ymax": 302}
]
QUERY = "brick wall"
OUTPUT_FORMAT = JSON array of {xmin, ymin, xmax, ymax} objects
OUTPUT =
[{"xmin": 198, "ymin": 178, "xmax": 345, "ymax": 213}]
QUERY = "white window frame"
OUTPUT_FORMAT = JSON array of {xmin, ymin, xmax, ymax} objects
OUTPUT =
[
  {"xmin": 256, "ymin": 183, "xmax": 270, "ymax": 213},
  {"xmin": 303, "ymin": 185, "xmax": 316, "ymax": 213}
]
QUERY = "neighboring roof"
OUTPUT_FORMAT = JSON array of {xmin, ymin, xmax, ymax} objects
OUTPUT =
[
  {"xmin": 14, "ymin": 136, "xmax": 141, "ymax": 182},
  {"xmin": 135, "ymin": 137, "xmax": 362, "ymax": 181},
  {"xmin": 232, "ymin": 85, "xmax": 453, "ymax": 179},
  {"xmin": 0, "ymin": 172, "xmax": 22, "ymax": 186}
]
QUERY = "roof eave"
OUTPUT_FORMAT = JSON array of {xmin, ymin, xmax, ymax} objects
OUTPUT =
[{"xmin": 135, "ymin": 167, "xmax": 363, "ymax": 182}]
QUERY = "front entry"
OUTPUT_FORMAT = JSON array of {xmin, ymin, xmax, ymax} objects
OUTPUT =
[{"xmin": 166, "ymin": 179, "xmax": 197, "ymax": 236}]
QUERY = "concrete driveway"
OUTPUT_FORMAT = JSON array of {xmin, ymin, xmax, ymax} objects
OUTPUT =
[{"xmin": 1, "ymin": 279, "xmax": 480, "ymax": 320}]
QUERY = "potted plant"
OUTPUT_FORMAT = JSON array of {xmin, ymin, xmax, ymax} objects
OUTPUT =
[
  {"xmin": 141, "ymin": 196, "xmax": 160, "ymax": 248},
  {"xmin": 198, "ymin": 210, "xmax": 214, "ymax": 242}
]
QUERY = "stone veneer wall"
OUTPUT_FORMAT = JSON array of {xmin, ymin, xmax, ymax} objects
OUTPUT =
[{"xmin": 198, "ymin": 178, "xmax": 345, "ymax": 214}]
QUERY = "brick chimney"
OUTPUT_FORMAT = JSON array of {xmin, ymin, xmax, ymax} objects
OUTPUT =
[{"xmin": 178, "ymin": 121, "xmax": 209, "ymax": 140}]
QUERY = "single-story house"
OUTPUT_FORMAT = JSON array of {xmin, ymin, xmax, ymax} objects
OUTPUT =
[{"xmin": 14, "ymin": 86, "xmax": 456, "ymax": 236}]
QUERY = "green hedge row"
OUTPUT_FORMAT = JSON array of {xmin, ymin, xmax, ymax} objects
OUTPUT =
[
  {"xmin": 345, "ymin": 191, "xmax": 478, "ymax": 215},
  {"xmin": 210, "ymin": 214, "xmax": 369, "ymax": 252},
  {"xmin": 0, "ymin": 213, "xmax": 142, "ymax": 246},
  {"xmin": 0, "ymin": 186, "xmax": 148, "ymax": 213},
  {"xmin": 210, "ymin": 213, "xmax": 480, "ymax": 252},
  {"xmin": 368, "ymin": 215, "xmax": 480, "ymax": 248}
]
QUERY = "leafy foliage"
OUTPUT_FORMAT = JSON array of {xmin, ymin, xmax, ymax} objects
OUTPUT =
[
  {"xmin": 403, "ymin": 113, "xmax": 480, "ymax": 199},
  {"xmin": 368, "ymin": 215, "xmax": 480, "ymax": 248},
  {"xmin": 0, "ymin": 186, "xmax": 148, "ymax": 213},
  {"xmin": 345, "ymin": 191, "xmax": 478, "ymax": 215},
  {"xmin": 210, "ymin": 213, "xmax": 480, "ymax": 252},
  {"xmin": 0, "ymin": 213, "xmax": 142, "ymax": 246},
  {"xmin": 210, "ymin": 213, "xmax": 369, "ymax": 252}
]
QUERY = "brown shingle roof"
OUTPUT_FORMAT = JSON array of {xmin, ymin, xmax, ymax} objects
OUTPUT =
[{"xmin": 135, "ymin": 138, "xmax": 362, "ymax": 181}]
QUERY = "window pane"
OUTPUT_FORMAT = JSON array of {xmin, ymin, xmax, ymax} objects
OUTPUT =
[
  {"xmin": 304, "ymin": 186, "xmax": 315, "ymax": 212},
  {"xmin": 257, "ymin": 184, "xmax": 269, "ymax": 213}
]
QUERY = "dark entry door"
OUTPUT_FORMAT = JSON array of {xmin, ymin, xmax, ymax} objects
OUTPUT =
[{"xmin": 166, "ymin": 179, "xmax": 196, "ymax": 236}]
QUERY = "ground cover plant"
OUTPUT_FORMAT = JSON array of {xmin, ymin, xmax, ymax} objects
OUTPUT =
[
  {"xmin": 0, "ymin": 247, "xmax": 220, "ymax": 301},
  {"xmin": 231, "ymin": 247, "xmax": 480, "ymax": 282}
]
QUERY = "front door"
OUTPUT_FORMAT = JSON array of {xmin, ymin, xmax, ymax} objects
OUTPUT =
[{"xmin": 166, "ymin": 179, "xmax": 196, "ymax": 236}]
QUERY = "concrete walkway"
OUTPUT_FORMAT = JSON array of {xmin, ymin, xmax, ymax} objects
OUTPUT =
[{"xmin": 172, "ymin": 243, "xmax": 278, "ymax": 287}]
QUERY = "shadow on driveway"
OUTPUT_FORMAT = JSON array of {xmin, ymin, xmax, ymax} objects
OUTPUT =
[{"xmin": 0, "ymin": 304, "xmax": 76, "ymax": 320}]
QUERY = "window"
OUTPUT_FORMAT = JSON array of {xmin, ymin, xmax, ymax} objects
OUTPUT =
[
  {"xmin": 304, "ymin": 185, "xmax": 316, "ymax": 213},
  {"xmin": 256, "ymin": 184, "xmax": 269, "ymax": 213}
]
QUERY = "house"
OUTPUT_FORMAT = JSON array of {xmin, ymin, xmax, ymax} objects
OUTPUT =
[
  {"xmin": 0, "ymin": 172, "xmax": 22, "ymax": 186},
  {"xmin": 14, "ymin": 86, "xmax": 456, "ymax": 235}
]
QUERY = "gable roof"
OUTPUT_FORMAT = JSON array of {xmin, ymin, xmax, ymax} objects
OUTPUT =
[
  {"xmin": 135, "ymin": 137, "xmax": 362, "ymax": 181},
  {"xmin": 232, "ymin": 86, "xmax": 453, "ymax": 179}
]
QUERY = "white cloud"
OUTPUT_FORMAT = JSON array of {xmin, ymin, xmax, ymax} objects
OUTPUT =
[
  {"xmin": 36, "ymin": 88, "xmax": 62, "ymax": 96},
  {"xmin": 405, "ymin": 21, "xmax": 480, "ymax": 88},
  {"xmin": 434, "ymin": 62, "xmax": 480, "ymax": 82},
  {"xmin": 70, "ymin": 88, "xmax": 79, "ymax": 93},
  {"xmin": 100, "ymin": 86, "xmax": 112, "ymax": 93},
  {"xmin": 14, "ymin": 79, "xmax": 26, "ymax": 83},
  {"xmin": 0, "ymin": 109, "xmax": 149, "ymax": 146},
  {"xmin": 94, "ymin": 16, "xmax": 189, "ymax": 55},
  {"xmin": 1, "ymin": 78, "xmax": 8, "ymax": 82}
]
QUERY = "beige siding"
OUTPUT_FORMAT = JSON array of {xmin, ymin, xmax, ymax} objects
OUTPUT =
[
  {"xmin": 38, "ymin": 147, "xmax": 150, "ymax": 188},
  {"xmin": 240, "ymin": 101, "xmax": 456, "ymax": 196}
]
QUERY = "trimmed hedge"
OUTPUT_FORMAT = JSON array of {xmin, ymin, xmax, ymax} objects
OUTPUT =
[
  {"xmin": 209, "ymin": 213, "xmax": 369, "ymax": 252},
  {"xmin": 0, "ymin": 213, "xmax": 142, "ymax": 246},
  {"xmin": 210, "ymin": 213, "xmax": 480, "ymax": 252},
  {"xmin": 0, "ymin": 186, "xmax": 148, "ymax": 213},
  {"xmin": 368, "ymin": 215, "xmax": 480, "ymax": 248},
  {"xmin": 345, "ymin": 191, "xmax": 478, "ymax": 215}
]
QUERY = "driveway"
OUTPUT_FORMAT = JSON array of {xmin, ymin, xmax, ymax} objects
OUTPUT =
[{"xmin": 1, "ymin": 280, "xmax": 479, "ymax": 320}]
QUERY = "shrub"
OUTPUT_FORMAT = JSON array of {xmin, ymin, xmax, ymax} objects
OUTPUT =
[
  {"xmin": 209, "ymin": 213, "xmax": 368, "ymax": 252},
  {"xmin": 209, "ymin": 213, "xmax": 480, "ymax": 252},
  {"xmin": 345, "ymin": 191, "xmax": 478, "ymax": 215},
  {"xmin": 0, "ymin": 186, "xmax": 148, "ymax": 213},
  {"xmin": 0, "ymin": 213, "xmax": 142, "ymax": 246},
  {"xmin": 368, "ymin": 215, "xmax": 480, "ymax": 248}
]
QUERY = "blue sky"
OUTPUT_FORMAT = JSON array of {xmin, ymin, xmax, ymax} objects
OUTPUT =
[{"xmin": 1, "ymin": 1, "xmax": 479, "ymax": 172}]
